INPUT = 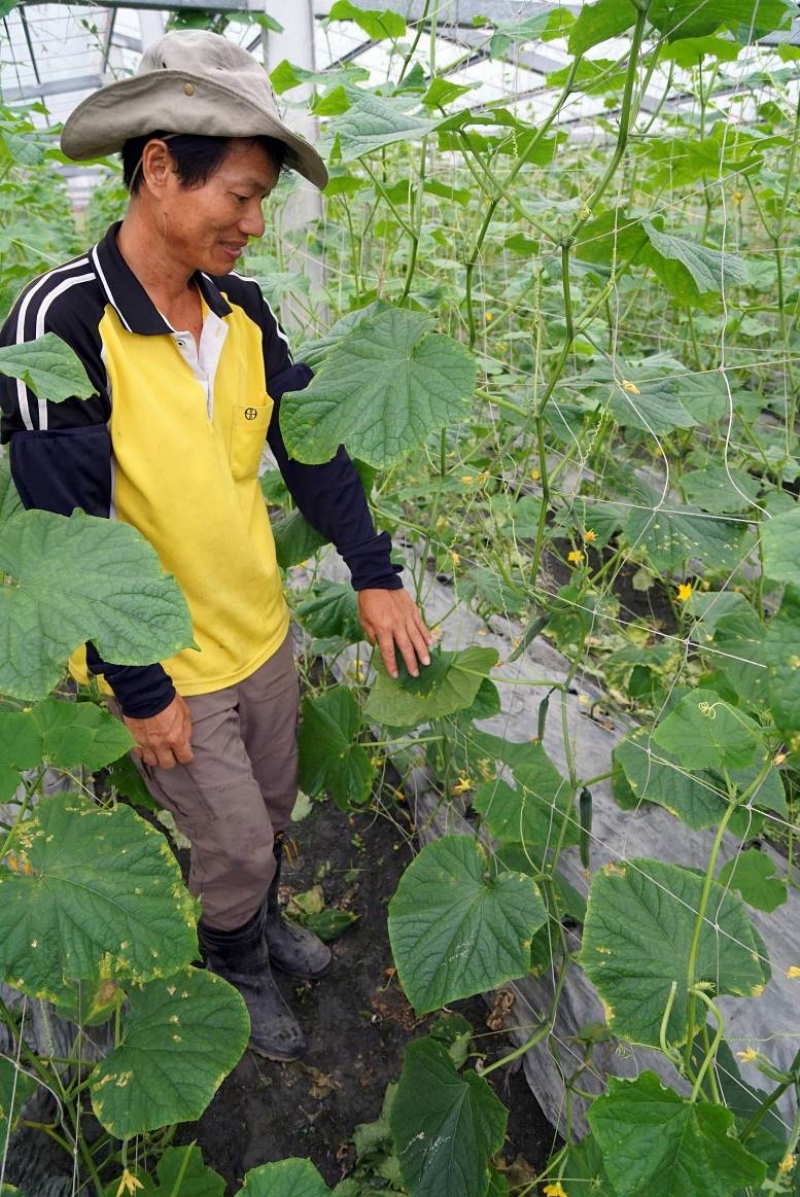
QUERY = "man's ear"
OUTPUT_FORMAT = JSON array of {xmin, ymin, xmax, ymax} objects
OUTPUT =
[{"xmin": 139, "ymin": 138, "xmax": 174, "ymax": 195}]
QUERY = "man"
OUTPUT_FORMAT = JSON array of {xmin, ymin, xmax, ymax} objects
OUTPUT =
[{"xmin": 0, "ymin": 30, "xmax": 431, "ymax": 1061}]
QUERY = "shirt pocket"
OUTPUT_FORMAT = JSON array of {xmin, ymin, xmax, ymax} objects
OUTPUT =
[{"xmin": 229, "ymin": 395, "xmax": 273, "ymax": 481}]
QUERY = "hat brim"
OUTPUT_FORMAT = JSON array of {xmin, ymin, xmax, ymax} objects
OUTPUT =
[{"xmin": 61, "ymin": 70, "xmax": 328, "ymax": 190}]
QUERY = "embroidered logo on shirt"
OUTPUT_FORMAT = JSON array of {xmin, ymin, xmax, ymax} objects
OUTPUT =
[{"xmin": 244, "ymin": 407, "xmax": 258, "ymax": 421}]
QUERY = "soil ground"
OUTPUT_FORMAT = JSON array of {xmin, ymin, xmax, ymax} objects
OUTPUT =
[{"xmin": 180, "ymin": 790, "xmax": 558, "ymax": 1193}]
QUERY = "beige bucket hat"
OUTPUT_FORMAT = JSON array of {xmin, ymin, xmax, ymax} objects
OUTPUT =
[{"xmin": 61, "ymin": 29, "xmax": 328, "ymax": 189}]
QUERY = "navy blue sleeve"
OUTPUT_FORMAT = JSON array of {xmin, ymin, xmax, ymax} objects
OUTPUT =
[
  {"xmin": 265, "ymin": 363, "xmax": 402, "ymax": 591},
  {"xmin": 9, "ymin": 425, "xmax": 113, "ymax": 512}
]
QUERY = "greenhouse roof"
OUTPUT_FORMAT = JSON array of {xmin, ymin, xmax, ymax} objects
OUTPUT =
[
  {"xmin": 4, "ymin": 2, "xmax": 800, "ymax": 120},
  {"xmin": 2, "ymin": 0, "xmax": 800, "ymax": 205}
]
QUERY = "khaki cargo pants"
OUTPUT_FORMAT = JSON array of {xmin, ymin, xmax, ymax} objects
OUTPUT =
[{"xmin": 113, "ymin": 635, "xmax": 300, "ymax": 931}]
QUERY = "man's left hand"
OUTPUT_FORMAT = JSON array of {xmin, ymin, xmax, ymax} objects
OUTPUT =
[{"xmin": 358, "ymin": 588, "xmax": 432, "ymax": 679}]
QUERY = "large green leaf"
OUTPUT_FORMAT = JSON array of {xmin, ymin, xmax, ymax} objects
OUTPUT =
[
  {"xmin": 676, "ymin": 374, "xmax": 736, "ymax": 423},
  {"xmin": 390, "ymin": 1037, "xmax": 507, "ymax": 1197},
  {"xmin": 270, "ymin": 60, "xmax": 369, "ymax": 97},
  {"xmin": 0, "ymin": 332, "xmax": 93, "ymax": 402},
  {"xmin": 575, "ymin": 208, "xmax": 649, "ymax": 267},
  {"xmin": 238, "ymin": 1158, "xmax": 332, "ymax": 1195},
  {"xmin": 104, "ymin": 752, "xmax": 158, "ymax": 810},
  {"xmin": 623, "ymin": 503, "xmax": 748, "ymax": 575},
  {"xmin": 614, "ymin": 729, "xmax": 783, "ymax": 830},
  {"xmin": 462, "ymin": 731, "xmax": 580, "ymax": 844},
  {"xmin": 0, "ymin": 795, "xmax": 198, "ymax": 1002},
  {"xmin": 764, "ymin": 584, "xmax": 800, "ymax": 735},
  {"xmin": 122, "ymin": 1146, "xmax": 226, "ymax": 1197},
  {"xmin": 388, "ymin": 835, "xmax": 546, "ymax": 1014},
  {"xmin": 661, "ymin": 33, "xmax": 745, "ymax": 65},
  {"xmin": 0, "ymin": 509, "xmax": 193, "ymax": 700},
  {"xmin": 608, "ymin": 374, "xmax": 697, "ymax": 433},
  {"xmin": 273, "ymin": 509, "xmax": 329, "ymax": 570},
  {"xmin": 90, "ymin": 968, "xmax": 248, "ymax": 1136},
  {"xmin": 559, "ymin": 1134, "xmax": 617, "ymax": 1194},
  {"xmin": 366, "ymin": 646, "xmax": 498, "ymax": 728},
  {"xmin": 614, "ymin": 730, "xmax": 727, "ymax": 830},
  {"xmin": 581, "ymin": 859, "xmax": 769, "ymax": 1047},
  {"xmin": 643, "ymin": 222, "xmax": 748, "ymax": 298},
  {"xmin": 588, "ymin": 1073, "xmax": 766, "ymax": 1196},
  {"xmin": 717, "ymin": 849, "xmax": 787, "ymax": 913},
  {"xmin": 472, "ymin": 741, "xmax": 579, "ymax": 847},
  {"xmin": 0, "ymin": 1055, "xmax": 35, "ymax": 1144},
  {"xmin": 568, "ymin": 0, "xmax": 636, "ymax": 53},
  {"xmin": 328, "ymin": 0, "xmax": 405, "ymax": 39},
  {"xmin": 0, "ymin": 697, "xmax": 133, "ymax": 771},
  {"xmin": 280, "ymin": 308, "xmax": 476, "ymax": 468},
  {"xmin": 652, "ymin": 689, "xmax": 761, "ymax": 771},
  {"xmin": 681, "ymin": 465, "xmax": 760, "ymax": 514},
  {"xmin": 329, "ymin": 93, "xmax": 442, "ymax": 161},
  {"xmin": 761, "ymin": 508, "xmax": 800, "ymax": 585},
  {"xmin": 297, "ymin": 687, "xmax": 375, "ymax": 809},
  {"xmin": 489, "ymin": 10, "xmax": 568, "ymax": 56},
  {"xmin": 0, "ymin": 697, "xmax": 134, "ymax": 802},
  {"xmin": 296, "ymin": 300, "xmax": 385, "ymax": 370},
  {"xmin": 636, "ymin": 127, "xmax": 778, "ymax": 189},
  {"xmin": 0, "ymin": 455, "xmax": 22, "ymax": 522},
  {"xmin": 649, "ymin": 0, "xmax": 794, "ymax": 41},
  {"xmin": 295, "ymin": 581, "xmax": 363, "ymax": 644},
  {"xmin": 704, "ymin": 603, "xmax": 768, "ymax": 706}
]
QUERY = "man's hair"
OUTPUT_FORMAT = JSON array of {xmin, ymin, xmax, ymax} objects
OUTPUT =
[{"xmin": 121, "ymin": 132, "xmax": 288, "ymax": 194}]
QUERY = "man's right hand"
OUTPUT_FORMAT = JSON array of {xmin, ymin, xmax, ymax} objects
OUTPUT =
[{"xmin": 124, "ymin": 693, "xmax": 194, "ymax": 770}]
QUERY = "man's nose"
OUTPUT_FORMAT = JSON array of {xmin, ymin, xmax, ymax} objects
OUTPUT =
[{"xmin": 239, "ymin": 200, "xmax": 265, "ymax": 238}]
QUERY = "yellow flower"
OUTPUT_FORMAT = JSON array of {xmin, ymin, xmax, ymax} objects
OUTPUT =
[
  {"xmin": 779, "ymin": 1153, "xmax": 796, "ymax": 1174},
  {"xmin": 544, "ymin": 1183, "xmax": 569, "ymax": 1197},
  {"xmin": 485, "ymin": 311, "xmax": 494, "ymax": 322},
  {"xmin": 530, "ymin": 468, "xmax": 540, "ymax": 481},
  {"xmin": 461, "ymin": 475, "xmax": 474, "ymax": 484},
  {"xmin": 677, "ymin": 583, "xmax": 693, "ymax": 602},
  {"xmin": 477, "ymin": 470, "xmax": 490, "ymax": 484},
  {"xmin": 583, "ymin": 529, "xmax": 596, "ymax": 542},
  {"xmin": 787, "ymin": 966, "xmax": 800, "ymax": 979},
  {"xmin": 621, "ymin": 379, "xmax": 640, "ymax": 395},
  {"xmin": 567, "ymin": 549, "xmax": 583, "ymax": 563},
  {"xmin": 451, "ymin": 551, "xmax": 460, "ymax": 567},
  {"xmin": 732, "ymin": 190, "xmax": 743, "ymax": 206},
  {"xmin": 116, "ymin": 1170, "xmax": 145, "ymax": 1197},
  {"xmin": 451, "ymin": 776, "xmax": 473, "ymax": 796},
  {"xmin": 774, "ymin": 751, "xmax": 787, "ymax": 766},
  {"xmin": 737, "ymin": 1046, "xmax": 758, "ymax": 1063}
]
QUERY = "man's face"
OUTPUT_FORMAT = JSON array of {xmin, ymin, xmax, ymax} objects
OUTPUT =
[{"xmin": 162, "ymin": 139, "xmax": 280, "ymax": 276}]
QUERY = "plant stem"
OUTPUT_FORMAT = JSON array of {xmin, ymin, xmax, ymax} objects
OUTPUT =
[
  {"xmin": 480, "ymin": 949, "xmax": 570, "ymax": 1077},
  {"xmin": 683, "ymin": 758, "xmax": 772, "ymax": 1070},
  {"xmin": 741, "ymin": 1046, "xmax": 800, "ymax": 1144},
  {"xmin": 399, "ymin": 137, "xmax": 426, "ymax": 304},
  {"xmin": 0, "ymin": 768, "xmax": 46, "ymax": 860},
  {"xmin": 688, "ymin": 987, "xmax": 724, "ymax": 1104},
  {"xmin": 396, "ymin": 0, "xmax": 431, "ymax": 84}
]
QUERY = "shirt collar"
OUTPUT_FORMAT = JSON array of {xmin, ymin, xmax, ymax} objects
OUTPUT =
[{"xmin": 92, "ymin": 222, "xmax": 232, "ymax": 335}]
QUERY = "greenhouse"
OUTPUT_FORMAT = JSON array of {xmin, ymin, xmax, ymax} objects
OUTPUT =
[{"xmin": 2, "ymin": 1, "xmax": 800, "ymax": 1194}]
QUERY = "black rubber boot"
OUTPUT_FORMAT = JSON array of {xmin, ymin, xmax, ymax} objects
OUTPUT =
[
  {"xmin": 198, "ymin": 905, "xmax": 305, "ymax": 1062},
  {"xmin": 266, "ymin": 835, "xmax": 332, "ymax": 980}
]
